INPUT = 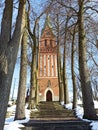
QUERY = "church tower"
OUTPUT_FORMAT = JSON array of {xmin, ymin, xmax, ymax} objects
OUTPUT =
[{"xmin": 38, "ymin": 16, "xmax": 59, "ymax": 101}]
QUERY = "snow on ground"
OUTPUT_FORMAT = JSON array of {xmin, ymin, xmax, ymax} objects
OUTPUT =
[
  {"xmin": 4, "ymin": 100, "xmax": 98, "ymax": 130},
  {"xmin": 90, "ymin": 101, "xmax": 98, "ymax": 130},
  {"xmin": 94, "ymin": 101, "xmax": 98, "ymax": 108},
  {"xmin": 64, "ymin": 100, "xmax": 98, "ymax": 130},
  {"xmin": 4, "ymin": 105, "xmax": 30, "ymax": 130}
]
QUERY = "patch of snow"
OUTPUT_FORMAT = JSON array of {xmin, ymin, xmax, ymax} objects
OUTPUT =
[
  {"xmin": 5, "ymin": 116, "xmax": 14, "ymax": 124},
  {"xmin": 8, "ymin": 101, "xmax": 13, "ymax": 106},
  {"xmin": 77, "ymin": 99, "xmax": 82, "ymax": 105},
  {"xmin": 90, "ymin": 101, "xmax": 98, "ymax": 130},
  {"xmin": 65, "ymin": 103, "xmax": 72, "ymax": 109},
  {"xmin": 25, "ymin": 108, "xmax": 30, "ymax": 118},
  {"xmin": 4, "ymin": 105, "xmax": 30, "ymax": 130},
  {"xmin": 4, "ymin": 122, "xmax": 24, "ymax": 130},
  {"xmin": 7, "ymin": 105, "xmax": 16, "ymax": 112},
  {"xmin": 75, "ymin": 105, "xmax": 83, "ymax": 119},
  {"xmin": 90, "ymin": 121, "xmax": 98, "ymax": 130},
  {"xmin": 60, "ymin": 101, "xmax": 64, "ymax": 105},
  {"xmin": 94, "ymin": 101, "xmax": 98, "ymax": 109}
]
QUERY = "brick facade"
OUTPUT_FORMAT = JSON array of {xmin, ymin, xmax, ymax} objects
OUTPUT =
[{"xmin": 38, "ymin": 19, "xmax": 59, "ymax": 101}]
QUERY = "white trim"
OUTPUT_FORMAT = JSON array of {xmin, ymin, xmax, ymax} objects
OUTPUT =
[
  {"xmin": 51, "ymin": 55, "xmax": 54, "ymax": 76},
  {"xmin": 48, "ymin": 55, "xmax": 50, "ymax": 76},
  {"xmin": 44, "ymin": 55, "xmax": 46, "ymax": 76},
  {"xmin": 44, "ymin": 88, "xmax": 54, "ymax": 101}
]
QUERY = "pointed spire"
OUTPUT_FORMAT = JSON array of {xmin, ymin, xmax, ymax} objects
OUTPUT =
[
  {"xmin": 44, "ymin": 13, "xmax": 52, "ymax": 28},
  {"xmin": 41, "ymin": 13, "xmax": 55, "ymax": 37}
]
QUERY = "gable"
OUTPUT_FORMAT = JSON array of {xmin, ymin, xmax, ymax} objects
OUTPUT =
[{"xmin": 41, "ymin": 25, "xmax": 55, "ymax": 39}]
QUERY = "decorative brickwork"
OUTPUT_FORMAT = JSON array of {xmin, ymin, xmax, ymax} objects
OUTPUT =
[{"xmin": 38, "ymin": 17, "xmax": 59, "ymax": 101}]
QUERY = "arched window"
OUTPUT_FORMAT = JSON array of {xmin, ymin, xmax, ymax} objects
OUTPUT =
[{"xmin": 45, "ymin": 39, "xmax": 47, "ymax": 46}]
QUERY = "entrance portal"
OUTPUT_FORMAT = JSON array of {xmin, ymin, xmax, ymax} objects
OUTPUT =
[{"xmin": 46, "ymin": 90, "xmax": 52, "ymax": 101}]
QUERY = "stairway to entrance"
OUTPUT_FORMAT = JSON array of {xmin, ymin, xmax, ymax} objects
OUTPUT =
[
  {"xmin": 24, "ymin": 102, "xmax": 91, "ymax": 130},
  {"xmin": 30, "ymin": 101, "xmax": 76, "ymax": 120}
]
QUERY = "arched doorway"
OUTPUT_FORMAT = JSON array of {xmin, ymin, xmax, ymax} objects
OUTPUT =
[{"xmin": 46, "ymin": 90, "xmax": 52, "ymax": 101}]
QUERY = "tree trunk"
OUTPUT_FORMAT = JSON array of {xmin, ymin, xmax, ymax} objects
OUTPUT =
[
  {"xmin": 27, "ymin": 18, "xmax": 39, "ymax": 109},
  {"xmin": 56, "ymin": 15, "xmax": 64, "ymax": 103},
  {"xmin": 63, "ymin": 21, "xmax": 69, "ymax": 104},
  {"xmin": 71, "ymin": 26, "xmax": 77, "ymax": 109},
  {"xmin": 78, "ymin": 0, "xmax": 97, "ymax": 119},
  {"xmin": 63, "ymin": 29, "xmax": 69, "ymax": 104},
  {"xmin": 0, "ymin": 0, "xmax": 26, "ymax": 129},
  {"xmin": 57, "ymin": 43, "xmax": 64, "ymax": 103},
  {"xmin": 28, "ymin": 47, "xmax": 36, "ymax": 109},
  {"xmin": 15, "ymin": 30, "xmax": 27, "ymax": 120},
  {"xmin": 63, "ymin": 46, "xmax": 69, "ymax": 104},
  {"xmin": 28, "ymin": 41, "xmax": 38, "ymax": 109},
  {"xmin": 35, "ymin": 24, "xmax": 39, "ymax": 105},
  {"xmin": 35, "ymin": 69, "xmax": 39, "ymax": 105},
  {"xmin": 30, "ymin": 47, "xmax": 37, "ymax": 108}
]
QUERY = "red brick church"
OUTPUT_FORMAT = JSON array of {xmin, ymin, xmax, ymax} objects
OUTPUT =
[{"xmin": 38, "ymin": 16, "xmax": 59, "ymax": 101}]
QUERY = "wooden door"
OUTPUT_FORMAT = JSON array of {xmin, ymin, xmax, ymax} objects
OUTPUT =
[{"xmin": 46, "ymin": 90, "xmax": 52, "ymax": 101}]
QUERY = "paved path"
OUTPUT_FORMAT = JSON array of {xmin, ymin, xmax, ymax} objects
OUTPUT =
[{"xmin": 24, "ymin": 101, "xmax": 91, "ymax": 130}]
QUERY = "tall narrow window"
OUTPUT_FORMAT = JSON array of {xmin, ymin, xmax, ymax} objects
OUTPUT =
[
  {"xmin": 50, "ymin": 40, "xmax": 52, "ymax": 47},
  {"xmin": 40, "ymin": 55, "xmax": 42, "ymax": 76},
  {"xmin": 45, "ymin": 39, "xmax": 47, "ymax": 46},
  {"xmin": 55, "ymin": 55, "xmax": 57, "ymax": 76},
  {"xmin": 51, "ymin": 55, "xmax": 54, "ymax": 76}
]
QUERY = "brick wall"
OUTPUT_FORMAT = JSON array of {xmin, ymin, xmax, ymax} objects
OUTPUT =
[{"xmin": 38, "ymin": 23, "xmax": 59, "ymax": 101}]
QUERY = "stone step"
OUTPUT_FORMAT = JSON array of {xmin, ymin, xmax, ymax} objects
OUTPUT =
[
  {"xmin": 24, "ymin": 120, "xmax": 91, "ymax": 130},
  {"xmin": 31, "ymin": 113, "xmax": 74, "ymax": 118},
  {"xmin": 31, "ymin": 102, "xmax": 75, "ymax": 119},
  {"xmin": 31, "ymin": 109, "xmax": 73, "ymax": 114},
  {"xmin": 31, "ymin": 115, "xmax": 75, "ymax": 119},
  {"xmin": 25, "ymin": 102, "xmax": 91, "ymax": 130}
]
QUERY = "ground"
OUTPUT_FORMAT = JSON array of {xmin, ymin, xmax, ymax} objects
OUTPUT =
[{"xmin": 4, "ymin": 100, "xmax": 98, "ymax": 130}]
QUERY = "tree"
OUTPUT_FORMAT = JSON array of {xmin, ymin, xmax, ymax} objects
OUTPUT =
[
  {"xmin": 15, "ymin": 21, "xmax": 27, "ymax": 120},
  {"xmin": 78, "ymin": 0, "xmax": 97, "ymax": 119},
  {"xmin": 27, "ymin": 11, "xmax": 39, "ymax": 109},
  {"xmin": 0, "ymin": 0, "xmax": 26, "ymax": 129},
  {"xmin": 62, "ymin": 16, "xmax": 70, "ymax": 104},
  {"xmin": 55, "ymin": 0, "xmax": 98, "ymax": 119},
  {"xmin": 71, "ymin": 25, "xmax": 77, "ymax": 109},
  {"xmin": 27, "ymin": 1, "xmax": 52, "ymax": 108},
  {"xmin": 56, "ymin": 14, "xmax": 64, "ymax": 103}
]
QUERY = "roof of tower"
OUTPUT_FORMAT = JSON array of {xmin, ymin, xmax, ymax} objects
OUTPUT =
[
  {"xmin": 41, "ymin": 14, "xmax": 55, "ymax": 37},
  {"xmin": 44, "ymin": 14, "xmax": 52, "ymax": 28}
]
